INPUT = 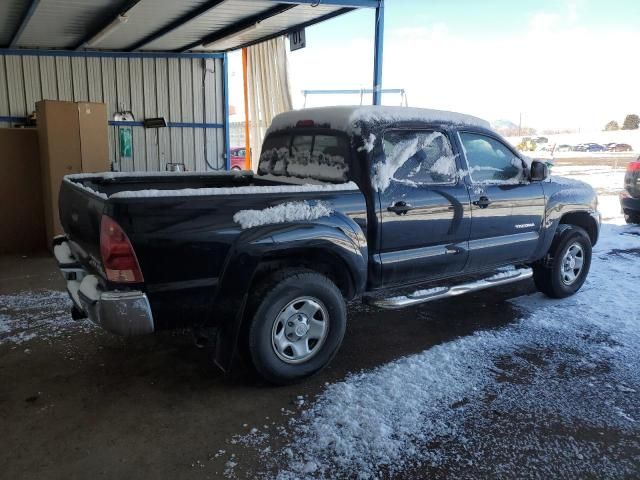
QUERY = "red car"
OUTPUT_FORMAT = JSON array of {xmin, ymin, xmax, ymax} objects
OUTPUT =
[
  {"xmin": 607, "ymin": 143, "xmax": 633, "ymax": 152},
  {"xmin": 230, "ymin": 147, "xmax": 248, "ymax": 170}
]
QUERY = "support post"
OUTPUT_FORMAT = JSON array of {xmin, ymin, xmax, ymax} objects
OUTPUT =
[
  {"xmin": 223, "ymin": 52, "xmax": 231, "ymax": 171},
  {"xmin": 372, "ymin": 0, "xmax": 384, "ymax": 105},
  {"xmin": 242, "ymin": 48, "xmax": 251, "ymax": 170}
]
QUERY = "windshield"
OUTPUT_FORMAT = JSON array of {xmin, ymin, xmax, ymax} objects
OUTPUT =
[{"xmin": 257, "ymin": 132, "xmax": 350, "ymax": 183}]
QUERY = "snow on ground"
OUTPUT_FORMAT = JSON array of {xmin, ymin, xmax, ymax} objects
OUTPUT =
[
  {"xmin": 0, "ymin": 290, "xmax": 94, "ymax": 346},
  {"xmin": 223, "ymin": 163, "xmax": 640, "ymax": 479}
]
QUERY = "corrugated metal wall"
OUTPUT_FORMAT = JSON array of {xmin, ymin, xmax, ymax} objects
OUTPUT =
[{"xmin": 0, "ymin": 53, "xmax": 226, "ymax": 171}]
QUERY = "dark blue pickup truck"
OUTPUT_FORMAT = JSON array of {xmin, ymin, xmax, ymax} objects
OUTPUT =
[{"xmin": 55, "ymin": 106, "xmax": 600, "ymax": 384}]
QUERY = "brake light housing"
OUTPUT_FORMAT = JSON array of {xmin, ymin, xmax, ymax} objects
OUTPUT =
[
  {"xmin": 100, "ymin": 215, "xmax": 144, "ymax": 283},
  {"xmin": 627, "ymin": 161, "xmax": 640, "ymax": 172},
  {"xmin": 296, "ymin": 119, "xmax": 315, "ymax": 128}
]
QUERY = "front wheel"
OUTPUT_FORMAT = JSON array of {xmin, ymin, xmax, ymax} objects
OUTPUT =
[
  {"xmin": 532, "ymin": 225, "xmax": 592, "ymax": 298},
  {"xmin": 245, "ymin": 269, "xmax": 346, "ymax": 385}
]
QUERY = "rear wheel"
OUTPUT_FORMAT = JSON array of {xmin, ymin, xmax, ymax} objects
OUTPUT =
[
  {"xmin": 245, "ymin": 269, "xmax": 346, "ymax": 385},
  {"xmin": 533, "ymin": 225, "xmax": 592, "ymax": 298}
]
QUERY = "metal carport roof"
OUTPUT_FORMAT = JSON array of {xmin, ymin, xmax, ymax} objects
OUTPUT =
[
  {"xmin": 0, "ymin": 0, "xmax": 385, "ymax": 170},
  {"xmin": 0, "ymin": 0, "xmax": 380, "ymax": 53}
]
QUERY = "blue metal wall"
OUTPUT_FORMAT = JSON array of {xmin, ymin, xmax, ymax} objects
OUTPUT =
[{"xmin": 0, "ymin": 50, "xmax": 227, "ymax": 172}]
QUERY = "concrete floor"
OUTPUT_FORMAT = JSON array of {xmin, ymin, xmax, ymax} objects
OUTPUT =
[
  {"xmin": 0, "ymin": 253, "xmax": 535, "ymax": 479},
  {"xmin": 2, "ymin": 258, "xmax": 639, "ymax": 478}
]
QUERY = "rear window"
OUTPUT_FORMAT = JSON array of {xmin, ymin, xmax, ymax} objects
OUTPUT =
[{"xmin": 257, "ymin": 132, "xmax": 350, "ymax": 183}]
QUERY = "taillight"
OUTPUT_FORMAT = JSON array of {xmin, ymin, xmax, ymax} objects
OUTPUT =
[
  {"xmin": 296, "ymin": 120, "xmax": 315, "ymax": 128},
  {"xmin": 100, "ymin": 215, "xmax": 144, "ymax": 283},
  {"xmin": 627, "ymin": 161, "xmax": 640, "ymax": 171}
]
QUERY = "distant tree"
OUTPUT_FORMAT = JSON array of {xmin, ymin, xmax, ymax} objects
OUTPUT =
[
  {"xmin": 622, "ymin": 114, "xmax": 640, "ymax": 130},
  {"xmin": 604, "ymin": 120, "xmax": 619, "ymax": 131}
]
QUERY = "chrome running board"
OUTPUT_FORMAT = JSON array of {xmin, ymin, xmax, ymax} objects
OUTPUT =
[{"xmin": 365, "ymin": 267, "xmax": 533, "ymax": 310}]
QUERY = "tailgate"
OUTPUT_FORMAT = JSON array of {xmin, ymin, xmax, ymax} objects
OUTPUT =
[{"xmin": 58, "ymin": 178, "xmax": 106, "ymax": 273}]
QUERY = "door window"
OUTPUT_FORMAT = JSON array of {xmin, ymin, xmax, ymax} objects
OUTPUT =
[
  {"xmin": 377, "ymin": 130, "xmax": 457, "ymax": 191},
  {"xmin": 459, "ymin": 132, "xmax": 525, "ymax": 184}
]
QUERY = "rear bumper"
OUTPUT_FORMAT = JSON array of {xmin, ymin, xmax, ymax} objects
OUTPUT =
[{"xmin": 53, "ymin": 237, "xmax": 154, "ymax": 336}]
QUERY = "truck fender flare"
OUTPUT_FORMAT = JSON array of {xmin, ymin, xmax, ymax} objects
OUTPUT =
[
  {"xmin": 211, "ymin": 218, "xmax": 367, "ymax": 372},
  {"xmin": 534, "ymin": 207, "xmax": 599, "ymax": 260}
]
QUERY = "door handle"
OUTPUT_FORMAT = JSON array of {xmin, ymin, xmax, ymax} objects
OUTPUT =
[
  {"xmin": 387, "ymin": 201, "xmax": 414, "ymax": 215},
  {"xmin": 473, "ymin": 196, "xmax": 491, "ymax": 208}
]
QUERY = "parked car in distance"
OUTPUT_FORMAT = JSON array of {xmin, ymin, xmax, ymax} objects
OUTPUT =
[
  {"xmin": 556, "ymin": 144, "xmax": 573, "ymax": 152},
  {"xmin": 620, "ymin": 157, "xmax": 640, "ymax": 224},
  {"xmin": 608, "ymin": 143, "xmax": 633, "ymax": 152},
  {"xmin": 54, "ymin": 105, "xmax": 601, "ymax": 384},
  {"xmin": 230, "ymin": 147, "xmax": 247, "ymax": 170},
  {"xmin": 575, "ymin": 143, "xmax": 606, "ymax": 152}
]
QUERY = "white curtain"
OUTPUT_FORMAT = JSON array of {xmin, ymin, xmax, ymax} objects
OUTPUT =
[{"xmin": 247, "ymin": 37, "xmax": 293, "ymax": 170}]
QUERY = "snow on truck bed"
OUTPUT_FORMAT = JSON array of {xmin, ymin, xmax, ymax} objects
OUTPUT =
[
  {"xmin": 267, "ymin": 105, "xmax": 491, "ymax": 134},
  {"xmin": 64, "ymin": 172, "xmax": 358, "ymax": 200}
]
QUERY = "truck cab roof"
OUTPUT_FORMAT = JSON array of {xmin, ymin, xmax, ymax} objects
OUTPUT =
[{"xmin": 266, "ymin": 106, "xmax": 491, "ymax": 137}]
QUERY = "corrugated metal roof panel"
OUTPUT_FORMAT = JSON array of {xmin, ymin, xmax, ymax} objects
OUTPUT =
[
  {"xmin": 0, "ymin": 0, "xmax": 30, "ymax": 46},
  {"xmin": 142, "ymin": 0, "xmax": 276, "ymax": 51},
  {"xmin": 17, "ymin": 0, "xmax": 126, "ymax": 49},
  {"xmin": 3, "ymin": 0, "xmax": 360, "ymax": 51},
  {"xmin": 200, "ymin": 4, "xmax": 344, "ymax": 51},
  {"xmin": 94, "ymin": 0, "xmax": 207, "ymax": 50}
]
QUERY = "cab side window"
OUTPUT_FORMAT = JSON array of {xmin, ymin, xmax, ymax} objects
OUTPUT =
[
  {"xmin": 380, "ymin": 130, "xmax": 457, "ymax": 188},
  {"xmin": 460, "ymin": 132, "xmax": 525, "ymax": 183}
]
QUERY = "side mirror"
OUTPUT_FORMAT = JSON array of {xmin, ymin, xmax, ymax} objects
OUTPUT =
[{"xmin": 529, "ymin": 160, "xmax": 549, "ymax": 181}]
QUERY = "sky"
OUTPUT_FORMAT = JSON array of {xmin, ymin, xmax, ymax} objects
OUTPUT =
[{"xmin": 229, "ymin": 0, "xmax": 640, "ymax": 132}]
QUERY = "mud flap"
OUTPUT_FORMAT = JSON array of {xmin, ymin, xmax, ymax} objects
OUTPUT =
[
  {"xmin": 213, "ymin": 292, "xmax": 249, "ymax": 372},
  {"xmin": 207, "ymin": 247, "xmax": 261, "ymax": 373}
]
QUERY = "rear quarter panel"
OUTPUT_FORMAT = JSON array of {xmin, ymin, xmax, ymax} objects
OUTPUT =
[{"xmin": 111, "ymin": 189, "xmax": 367, "ymax": 330}]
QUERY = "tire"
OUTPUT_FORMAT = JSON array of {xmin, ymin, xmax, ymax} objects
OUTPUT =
[
  {"xmin": 245, "ymin": 269, "xmax": 346, "ymax": 385},
  {"xmin": 533, "ymin": 225, "xmax": 592, "ymax": 299},
  {"xmin": 624, "ymin": 211, "xmax": 640, "ymax": 224}
]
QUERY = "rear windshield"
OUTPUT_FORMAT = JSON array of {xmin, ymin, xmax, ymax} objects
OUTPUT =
[{"xmin": 257, "ymin": 132, "xmax": 350, "ymax": 183}]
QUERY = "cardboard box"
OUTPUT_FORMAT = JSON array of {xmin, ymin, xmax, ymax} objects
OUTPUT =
[
  {"xmin": 77, "ymin": 102, "xmax": 109, "ymax": 173},
  {"xmin": 36, "ymin": 100, "xmax": 109, "ymax": 243},
  {"xmin": 0, "ymin": 128, "xmax": 46, "ymax": 254}
]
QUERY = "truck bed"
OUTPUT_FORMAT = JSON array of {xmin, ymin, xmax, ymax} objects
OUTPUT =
[
  {"xmin": 69, "ymin": 170, "xmax": 283, "ymax": 197},
  {"xmin": 58, "ymin": 170, "xmax": 365, "ymax": 330}
]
